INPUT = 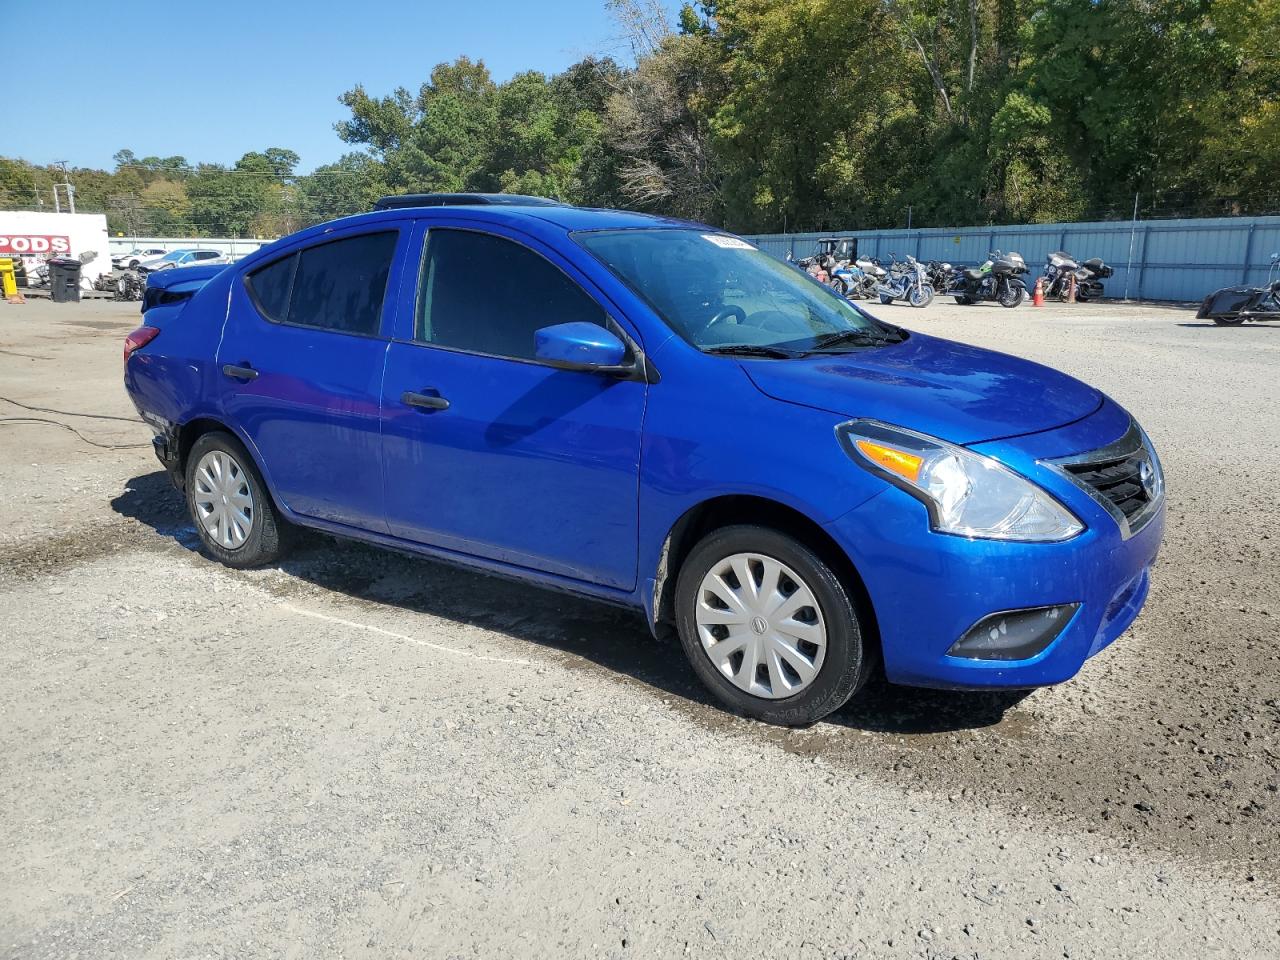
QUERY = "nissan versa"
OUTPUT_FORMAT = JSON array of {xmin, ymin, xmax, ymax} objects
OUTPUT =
[{"xmin": 123, "ymin": 196, "xmax": 1165, "ymax": 725}]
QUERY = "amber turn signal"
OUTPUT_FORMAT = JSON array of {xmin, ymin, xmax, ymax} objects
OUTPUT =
[{"xmin": 854, "ymin": 439, "xmax": 924, "ymax": 482}]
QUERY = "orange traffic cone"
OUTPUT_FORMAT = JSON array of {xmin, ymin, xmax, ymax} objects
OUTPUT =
[{"xmin": 1033, "ymin": 277, "xmax": 1045, "ymax": 307}]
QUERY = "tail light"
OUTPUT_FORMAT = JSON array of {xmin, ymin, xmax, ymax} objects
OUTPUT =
[{"xmin": 124, "ymin": 326, "xmax": 161, "ymax": 363}]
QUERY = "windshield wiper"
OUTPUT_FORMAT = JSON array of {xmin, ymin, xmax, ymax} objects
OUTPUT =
[
  {"xmin": 809, "ymin": 328, "xmax": 905, "ymax": 351},
  {"xmin": 704, "ymin": 344, "xmax": 805, "ymax": 359}
]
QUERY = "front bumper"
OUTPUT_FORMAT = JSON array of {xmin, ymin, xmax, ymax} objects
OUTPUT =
[{"xmin": 826, "ymin": 399, "xmax": 1164, "ymax": 690}]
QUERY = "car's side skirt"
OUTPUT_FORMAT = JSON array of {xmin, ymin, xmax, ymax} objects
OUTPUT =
[{"xmin": 281, "ymin": 511, "xmax": 645, "ymax": 614}]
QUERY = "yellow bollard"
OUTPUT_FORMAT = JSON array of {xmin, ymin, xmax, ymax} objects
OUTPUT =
[{"xmin": 0, "ymin": 257, "xmax": 25, "ymax": 304}]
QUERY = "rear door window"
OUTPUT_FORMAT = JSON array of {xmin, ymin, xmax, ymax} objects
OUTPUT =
[{"xmin": 245, "ymin": 230, "xmax": 398, "ymax": 336}]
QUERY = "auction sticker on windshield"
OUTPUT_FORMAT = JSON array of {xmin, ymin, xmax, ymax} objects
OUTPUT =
[{"xmin": 702, "ymin": 234, "xmax": 755, "ymax": 250}]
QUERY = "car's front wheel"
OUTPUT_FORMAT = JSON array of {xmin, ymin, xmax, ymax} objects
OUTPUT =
[
  {"xmin": 185, "ymin": 431, "xmax": 288, "ymax": 568},
  {"xmin": 674, "ymin": 525, "xmax": 873, "ymax": 726}
]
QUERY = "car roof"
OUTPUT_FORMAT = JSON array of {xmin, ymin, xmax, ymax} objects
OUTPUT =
[
  {"xmin": 238, "ymin": 205, "xmax": 717, "ymax": 269},
  {"xmin": 372, "ymin": 193, "xmax": 567, "ymax": 210}
]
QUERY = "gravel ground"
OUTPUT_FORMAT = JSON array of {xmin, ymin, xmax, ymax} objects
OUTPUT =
[{"xmin": 0, "ymin": 296, "xmax": 1277, "ymax": 958}]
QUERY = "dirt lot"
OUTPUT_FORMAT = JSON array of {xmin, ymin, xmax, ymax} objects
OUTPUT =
[{"xmin": 1, "ymin": 295, "xmax": 1277, "ymax": 959}]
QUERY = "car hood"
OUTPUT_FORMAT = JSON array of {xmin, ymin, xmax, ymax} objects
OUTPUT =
[{"xmin": 741, "ymin": 331, "xmax": 1102, "ymax": 445}]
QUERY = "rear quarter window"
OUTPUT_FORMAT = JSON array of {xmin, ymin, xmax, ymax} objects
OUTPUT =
[{"xmin": 246, "ymin": 254, "xmax": 296, "ymax": 323}]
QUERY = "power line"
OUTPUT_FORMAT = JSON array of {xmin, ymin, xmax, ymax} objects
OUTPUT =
[{"xmin": 111, "ymin": 163, "xmax": 372, "ymax": 179}]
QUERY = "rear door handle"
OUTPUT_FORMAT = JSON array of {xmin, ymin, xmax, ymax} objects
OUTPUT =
[
  {"xmin": 401, "ymin": 390, "xmax": 449, "ymax": 411},
  {"xmin": 222, "ymin": 364, "xmax": 258, "ymax": 381}
]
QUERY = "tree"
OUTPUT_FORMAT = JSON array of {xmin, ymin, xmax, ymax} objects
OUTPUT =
[
  {"xmin": 335, "ymin": 55, "xmax": 625, "ymax": 205},
  {"xmin": 296, "ymin": 152, "xmax": 387, "ymax": 223},
  {"xmin": 605, "ymin": 32, "xmax": 727, "ymax": 222}
]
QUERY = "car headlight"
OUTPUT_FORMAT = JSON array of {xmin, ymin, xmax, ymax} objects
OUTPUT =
[{"xmin": 837, "ymin": 420, "xmax": 1084, "ymax": 542}]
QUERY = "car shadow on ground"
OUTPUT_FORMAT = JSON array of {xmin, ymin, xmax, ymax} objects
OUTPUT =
[
  {"xmin": 1175, "ymin": 321, "xmax": 1277, "ymax": 329},
  {"xmin": 112, "ymin": 470, "xmax": 1028, "ymax": 736}
]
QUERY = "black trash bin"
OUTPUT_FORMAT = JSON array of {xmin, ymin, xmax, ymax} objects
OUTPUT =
[{"xmin": 48, "ymin": 258, "xmax": 83, "ymax": 303}]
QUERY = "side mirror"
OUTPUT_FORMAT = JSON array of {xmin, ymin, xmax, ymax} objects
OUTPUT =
[{"xmin": 535, "ymin": 322, "xmax": 629, "ymax": 373}]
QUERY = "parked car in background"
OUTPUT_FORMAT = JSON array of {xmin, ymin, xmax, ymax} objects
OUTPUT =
[
  {"xmin": 123, "ymin": 198, "xmax": 1165, "ymax": 726},
  {"xmin": 113, "ymin": 247, "xmax": 169, "ymax": 270},
  {"xmin": 137, "ymin": 249, "xmax": 227, "ymax": 273}
]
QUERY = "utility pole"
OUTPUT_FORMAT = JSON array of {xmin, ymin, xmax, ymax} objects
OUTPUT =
[
  {"xmin": 52, "ymin": 160, "xmax": 76, "ymax": 214},
  {"xmin": 906, "ymin": 206, "xmax": 913, "ymax": 230},
  {"xmin": 1123, "ymin": 192, "xmax": 1139, "ymax": 301}
]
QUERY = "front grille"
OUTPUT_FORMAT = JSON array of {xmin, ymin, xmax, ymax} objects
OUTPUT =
[
  {"xmin": 1064, "ymin": 457, "xmax": 1149, "ymax": 521},
  {"xmin": 1047, "ymin": 420, "xmax": 1163, "ymax": 539}
]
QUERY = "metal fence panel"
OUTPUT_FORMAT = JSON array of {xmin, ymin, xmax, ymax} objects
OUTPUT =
[{"xmin": 741, "ymin": 215, "xmax": 1280, "ymax": 302}]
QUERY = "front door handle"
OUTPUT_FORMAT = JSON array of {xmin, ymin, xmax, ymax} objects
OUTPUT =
[
  {"xmin": 222, "ymin": 363, "xmax": 258, "ymax": 381},
  {"xmin": 402, "ymin": 390, "xmax": 449, "ymax": 411}
]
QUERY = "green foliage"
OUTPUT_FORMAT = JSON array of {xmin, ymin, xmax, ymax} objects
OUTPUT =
[
  {"xmin": 297, "ymin": 153, "xmax": 387, "ymax": 223},
  {"xmin": 335, "ymin": 55, "xmax": 625, "ymax": 205},
  {"xmin": 4, "ymin": 2, "xmax": 1276, "ymax": 238}
]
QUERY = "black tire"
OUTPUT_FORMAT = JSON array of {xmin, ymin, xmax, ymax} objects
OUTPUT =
[
  {"xmin": 1212, "ymin": 315, "xmax": 1246, "ymax": 326},
  {"xmin": 999, "ymin": 284, "xmax": 1026, "ymax": 308},
  {"xmin": 954, "ymin": 294, "xmax": 973, "ymax": 305},
  {"xmin": 674, "ymin": 525, "xmax": 873, "ymax": 726},
  {"xmin": 184, "ymin": 430, "xmax": 288, "ymax": 568}
]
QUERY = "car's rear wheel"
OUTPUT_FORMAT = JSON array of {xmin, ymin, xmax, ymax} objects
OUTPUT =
[
  {"xmin": 185, "ymin": 431, "xmax": 287, "ymax": 568},
  {"xmin": 674, "ymin": 525, "xmax": 872, "ymax": 726}
]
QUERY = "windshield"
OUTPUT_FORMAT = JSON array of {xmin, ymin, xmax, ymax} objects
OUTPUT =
[
  {"xmin": 160, "ymin": 250, "xmax": 192, "ymax": 262},
  {"xmin": 574, "ymin": 228, "xmax": 902, "ymax": 355}
]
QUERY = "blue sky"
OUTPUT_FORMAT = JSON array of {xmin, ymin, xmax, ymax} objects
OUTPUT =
[{"xmin": 13, "ymin": 0, "xmax": 677, "ymax": 174}]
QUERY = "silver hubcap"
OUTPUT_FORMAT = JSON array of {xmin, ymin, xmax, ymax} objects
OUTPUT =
[
  {"xmin": 193, "ymin": 450, "xmax": 254, "ymax": 550},
  {"xmin": 694, "ymin": 553, "xmax": 827, "ymax": 700}
]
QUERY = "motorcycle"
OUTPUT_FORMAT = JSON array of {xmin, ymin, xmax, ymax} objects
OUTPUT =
[
  {"xmin": 829, "ymin": 257, "xmax": 883, "ymax": 299},
  {"xmin": 811, "ymin": 237, "xmax": 856, "ymax": 294},
  {"xmin": 1197, "ymin": 252, "xmax": 1280, "ymax": 326},
  {"xmin": 950, "ymin": 250, "xmax": 1029, "ymax": 307},
  {"xmin": 786, "ymin": 250, "xmax": 827, "ymax": 283},
  {"xmin": 877, "ymin": 253, "xmax": 934, "ymax": 308},
  {"xmin": 790, "ymin": 237, "xmax": 882, "ymax": 298},
  {"xmin": 1044, "ymin": 251, "xmax": 1113, "ymax": 301},
  {"xmin": 925, "ymin": 259, "xmax": 953, "ymax": 293},
  {"xmin": 845, "ymin": 256, "xmax": 886, "ymax": 299}
]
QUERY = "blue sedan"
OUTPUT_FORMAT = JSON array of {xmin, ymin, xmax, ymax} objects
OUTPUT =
[{"xmin": 123, "ymin": 197, "xmax": 1164, "ymax": 725}]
